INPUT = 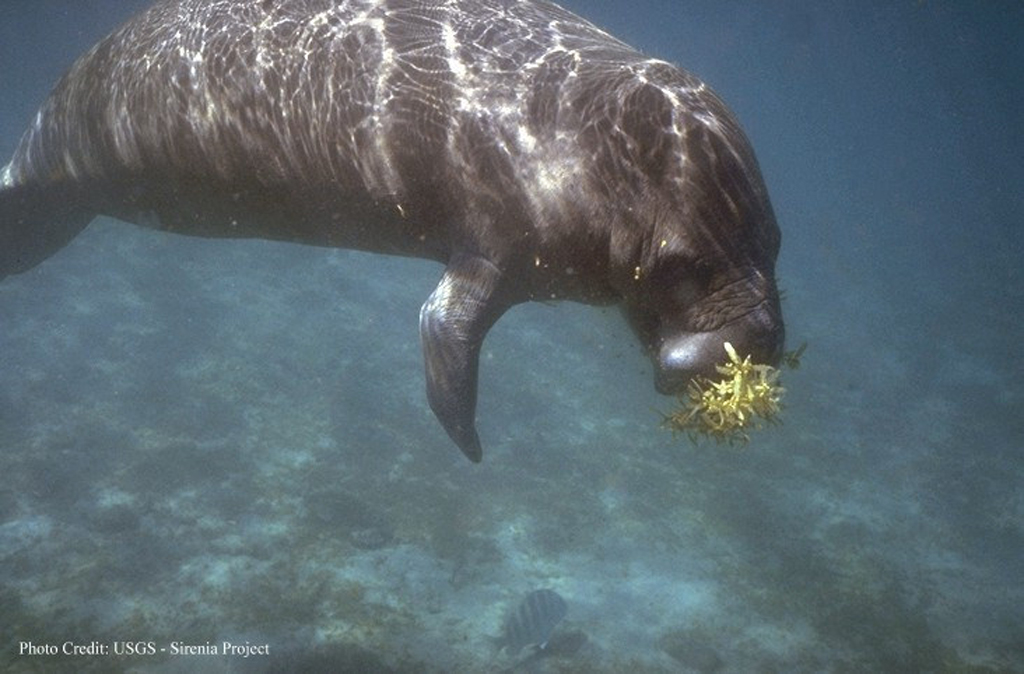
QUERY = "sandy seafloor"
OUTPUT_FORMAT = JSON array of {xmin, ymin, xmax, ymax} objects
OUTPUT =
[{"xmin": 0, "ymin": 1, "xmax": 1021, "ymax": 672}]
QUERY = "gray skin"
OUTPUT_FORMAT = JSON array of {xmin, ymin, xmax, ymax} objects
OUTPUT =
[{"xmin": 0, "ymin": 0, "xmax": 784, "ymax": 462}]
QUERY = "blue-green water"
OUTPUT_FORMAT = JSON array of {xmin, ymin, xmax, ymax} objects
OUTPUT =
[{"xmin": 1, "ymin": 2, "xmax": 1021, "ymax": 672}]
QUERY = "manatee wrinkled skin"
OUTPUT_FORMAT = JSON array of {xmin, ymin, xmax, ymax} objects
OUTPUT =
[{"xmin": 0, "ymin": 0, "xmax": 784, "ymax": 462}]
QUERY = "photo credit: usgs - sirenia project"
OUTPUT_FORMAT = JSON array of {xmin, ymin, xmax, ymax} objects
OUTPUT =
[{"xmin": 18, "ymin": 640, "xmax": 269, "ymax": 657}]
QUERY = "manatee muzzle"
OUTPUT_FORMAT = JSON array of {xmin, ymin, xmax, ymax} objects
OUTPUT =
[{"xmin": 655, "ymin": 309, "xmax": 784, "ymax": 394}]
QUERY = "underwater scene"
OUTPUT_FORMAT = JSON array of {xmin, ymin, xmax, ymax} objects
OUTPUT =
[{"xmin": 0, "ymin": 1, "xmax": 1021, "ymax": 672}]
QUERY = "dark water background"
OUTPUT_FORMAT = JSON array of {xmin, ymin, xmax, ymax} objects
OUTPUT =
[{"xmin": 1, "ymin": 1, "xmax": 1021, "ymax": 672}]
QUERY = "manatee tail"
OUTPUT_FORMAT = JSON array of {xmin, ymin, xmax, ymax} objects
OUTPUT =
[{"xmin": 0, "ymin": 179, "xmax": 96, "ymax": 280}]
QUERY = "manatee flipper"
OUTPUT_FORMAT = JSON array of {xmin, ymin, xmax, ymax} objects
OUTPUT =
[
  {"xmin": 0, "ymin": 180, "xmax": 95, "ymax": 280},
  {"xmin": 420, "ymin": 255, "xmax": 508, "ymax": 462}
]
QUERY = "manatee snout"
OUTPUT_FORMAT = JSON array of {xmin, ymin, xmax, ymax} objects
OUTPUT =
[{"xmin": 654, "ymin": 309, "xmax": 785, "ymax": 394}]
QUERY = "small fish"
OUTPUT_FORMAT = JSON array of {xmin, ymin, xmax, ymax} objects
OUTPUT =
[{"xmin": 499, "ymin": 589, "xmax": 569, "ymax": 656}]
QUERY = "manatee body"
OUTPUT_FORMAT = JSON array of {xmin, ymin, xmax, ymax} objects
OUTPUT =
[{"xmin": 0, "ymin": 0, "xmax": 784, "ymax": 462}]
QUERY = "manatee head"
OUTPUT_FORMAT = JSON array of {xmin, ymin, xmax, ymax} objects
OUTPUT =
[
  {"xmin": 601, "ymin": 73, "xmax": 785, "ymax": 394},
  {"xmin": 622, "ymin": 216, "xmax": 785, "ymax": 395}
]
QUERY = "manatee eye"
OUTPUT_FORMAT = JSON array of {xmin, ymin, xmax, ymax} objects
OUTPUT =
[
  {"xmin": 651, "ymin": 256, "xmax": 713, "ymax": 308},
  {"xmin": 671, "ymin": 276, "xmax": 704, "ymax": 307}
]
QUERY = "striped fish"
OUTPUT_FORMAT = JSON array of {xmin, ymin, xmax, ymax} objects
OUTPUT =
[{"xmin": 500, "ymin": 589, "xmax": 569, "ymax": 656}]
